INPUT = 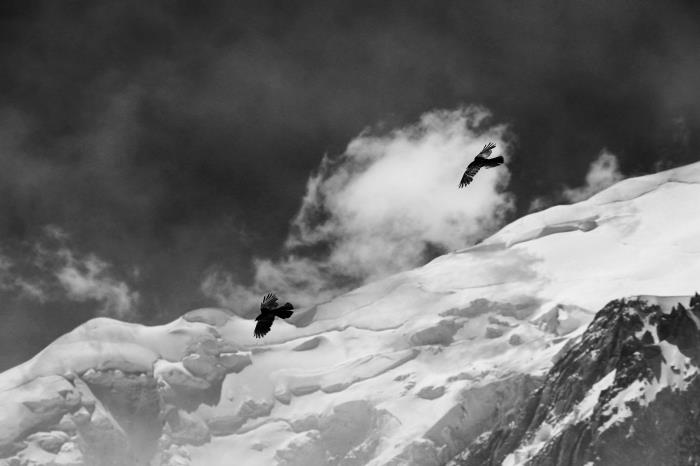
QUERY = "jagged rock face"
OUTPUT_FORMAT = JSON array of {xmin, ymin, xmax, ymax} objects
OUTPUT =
[{"xmin": 453, "ymin": 294, "xmax": 700, "ymax": 466}]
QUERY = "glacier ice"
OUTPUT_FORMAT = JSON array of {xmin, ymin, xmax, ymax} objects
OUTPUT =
[{"xmin": 2, "ymin": 162, "xmax": 700, "ymax": 465}]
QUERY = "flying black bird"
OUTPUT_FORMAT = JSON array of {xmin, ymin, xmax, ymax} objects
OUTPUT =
[
  {"xmin": 458, "ymin": 142, "xmax": 504, "ymax": 188},
  {"xmin": 254, "ymin": 293, "xmax": 294, "ymax": 338}
]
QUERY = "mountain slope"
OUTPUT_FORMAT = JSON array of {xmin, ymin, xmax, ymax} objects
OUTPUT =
[
  {"xmin": 2, "ymin": 161, "xmax": 700, "ymax": 466},
  {"xmin": 454, "ymin": 294, "xmax": 700, "ymax": 466}
]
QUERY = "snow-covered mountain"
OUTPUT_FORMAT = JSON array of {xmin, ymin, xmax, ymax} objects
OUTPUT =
[
  {"xmin": 453, "ymin": 294, "xmax": 700, "ymax": 466},
  {"xmin": 2, "ymin": 161, "xmax": 700, "ymax": 466}
]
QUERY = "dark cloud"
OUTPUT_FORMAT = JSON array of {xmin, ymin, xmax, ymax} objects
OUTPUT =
[{"xmin": 1, "ymin": 0, "xmax": 700, "ymax": 368}]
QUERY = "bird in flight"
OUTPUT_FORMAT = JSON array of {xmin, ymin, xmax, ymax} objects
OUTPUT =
[
  {"xmin": 254, "ymin": 293, "xmax": 294, "ymax": 338},
  {"xmin": 458, "ymin": 142, "xmax": 504, "ymax": 188}
]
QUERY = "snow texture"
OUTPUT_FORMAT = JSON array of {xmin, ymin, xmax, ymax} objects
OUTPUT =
[{"xmin": 3, "ymin": 162, "xmax": 700, "ymax": 465}]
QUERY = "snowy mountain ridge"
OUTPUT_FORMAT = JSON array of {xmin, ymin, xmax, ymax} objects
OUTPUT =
[
  {"xmin": 2, "ymin": 161, "xmax": 700, "ymax": 465},
  {"xmin": 455, "ymin": 294, "xmax": 700, "ymax": 466}
]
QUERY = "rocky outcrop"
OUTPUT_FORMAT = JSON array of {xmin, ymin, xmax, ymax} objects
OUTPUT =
[
  {"xmin": 452, "ymin": 294, "xmax": 700, "ymax": 466},
  {"xmin": 0, "ymin": 375, "xmax": 81, "ymax": 456},
  {"xmin": 207, "ymin": 399, "xmax": 274, "ymax": 437},
  {"xmin": 274, "ymin": 400, "xmax": 396, "ymax": 466},
  {"xmin": 0, "ymin": 309, "xmax": 251, "ymax": 466}
]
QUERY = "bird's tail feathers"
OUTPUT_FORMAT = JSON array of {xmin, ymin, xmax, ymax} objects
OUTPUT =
[{"xmin": 484, "ymin": 155, "xmax": 504, "ymax": 167}]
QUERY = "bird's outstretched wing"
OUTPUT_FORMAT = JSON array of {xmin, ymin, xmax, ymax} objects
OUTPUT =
[
  {"xmin": 477, "ymin": 142, "xmax": 496, "ymax": 157},
  {"xmin": 261, "ymin": 293, "xmax": 278, "ymax": 311},
  {"xmin": 459, "ymin": 161, "xmax": 482, "ymax": 188},
  {"xmin": 254, "ymin": 314, "xmax": 274, "ymax": 338}
]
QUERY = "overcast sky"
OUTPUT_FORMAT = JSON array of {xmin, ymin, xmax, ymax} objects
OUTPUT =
[{"xmin": 1, "ymin": 0, "xmax": 699, "ymax": 369}]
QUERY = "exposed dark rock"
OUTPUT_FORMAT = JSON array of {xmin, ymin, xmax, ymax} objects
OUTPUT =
[
  {"xmin": 488, "ymin": 316, "xmax": 516, "ymax": 327},
  {"xmin": 437, "ymin": 374, "xmax": 542, "ymax": 466},
  {"xmin": 452, "ymin": 294, "xmax": 700, "ymax": 466},
  {"xmin": 485, "ymin": 327, "xmax": 504, "ymax": 339},
  {"xmin": 207, "ymin": 399, "xmax": 274, "ymax": 436},
  {"xmin": 410, "ymin": 320, "xmax": 460, "ymax": 346},
  {"xmin": 441, "ymin": 298, "xmax": 540, "ymax": 321},
  {"xmin": 416, "ymin": 385, "xmax": 446, "ymax": 400},
  {"xmin": 509, "ymin": 334, "xmax": 523, "ymax": 346}
]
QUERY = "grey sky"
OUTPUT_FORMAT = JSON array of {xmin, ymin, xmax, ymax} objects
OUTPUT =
[{"xmin": 0, "ymin": 0, "xmax": 699, "ymax": 369}]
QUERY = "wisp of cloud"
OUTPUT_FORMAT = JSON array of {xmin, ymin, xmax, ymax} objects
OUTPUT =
[
  {"xmin": 53, "ymin": 249, "xmax": 139, "ymax": 319},
  {"xmin": 562, "ymin": 150, "xmax": 623, "ymax": 203},
  {"xmin": 529, "ymin": 150, "xmax": 624, "ymax": 213},
  {"xmin": 203, "ymin": 106, "xmax": 515, "ymax": 312},
  {"xmin": 0, "ymin": 227, "xmax": 139, "ymax": 318}
]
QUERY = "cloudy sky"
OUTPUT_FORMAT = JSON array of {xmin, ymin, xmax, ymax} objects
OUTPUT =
[{"xmin": 1, "ymin": 0, "xmax": 699, "ymax": 369}]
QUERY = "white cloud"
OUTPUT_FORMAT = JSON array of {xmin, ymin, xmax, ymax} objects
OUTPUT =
[
  {"xmin": 54, "ymin": 249, "xmax": 139, "ymax": 318},
  {"xmin": 562, "ymin": 150, "xmax": 623, "ymax": 203},
  {"xmin": 201, "ymin": 269, "xmax": 258, "ymax": 315},
  {"xmin": 529, "ymin": 150, "xmax": 623, "ymax": 212},
  {"xmin": 12, "ymin": 277, "xmax": 48, "ymax": 302},
  {"xmin": 0, "ymin": 227, "xmax": 139, "ymax": 317},
  {"xmin": 204, "ymin": 106, "xmax": 515, "ymax": 311}
]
